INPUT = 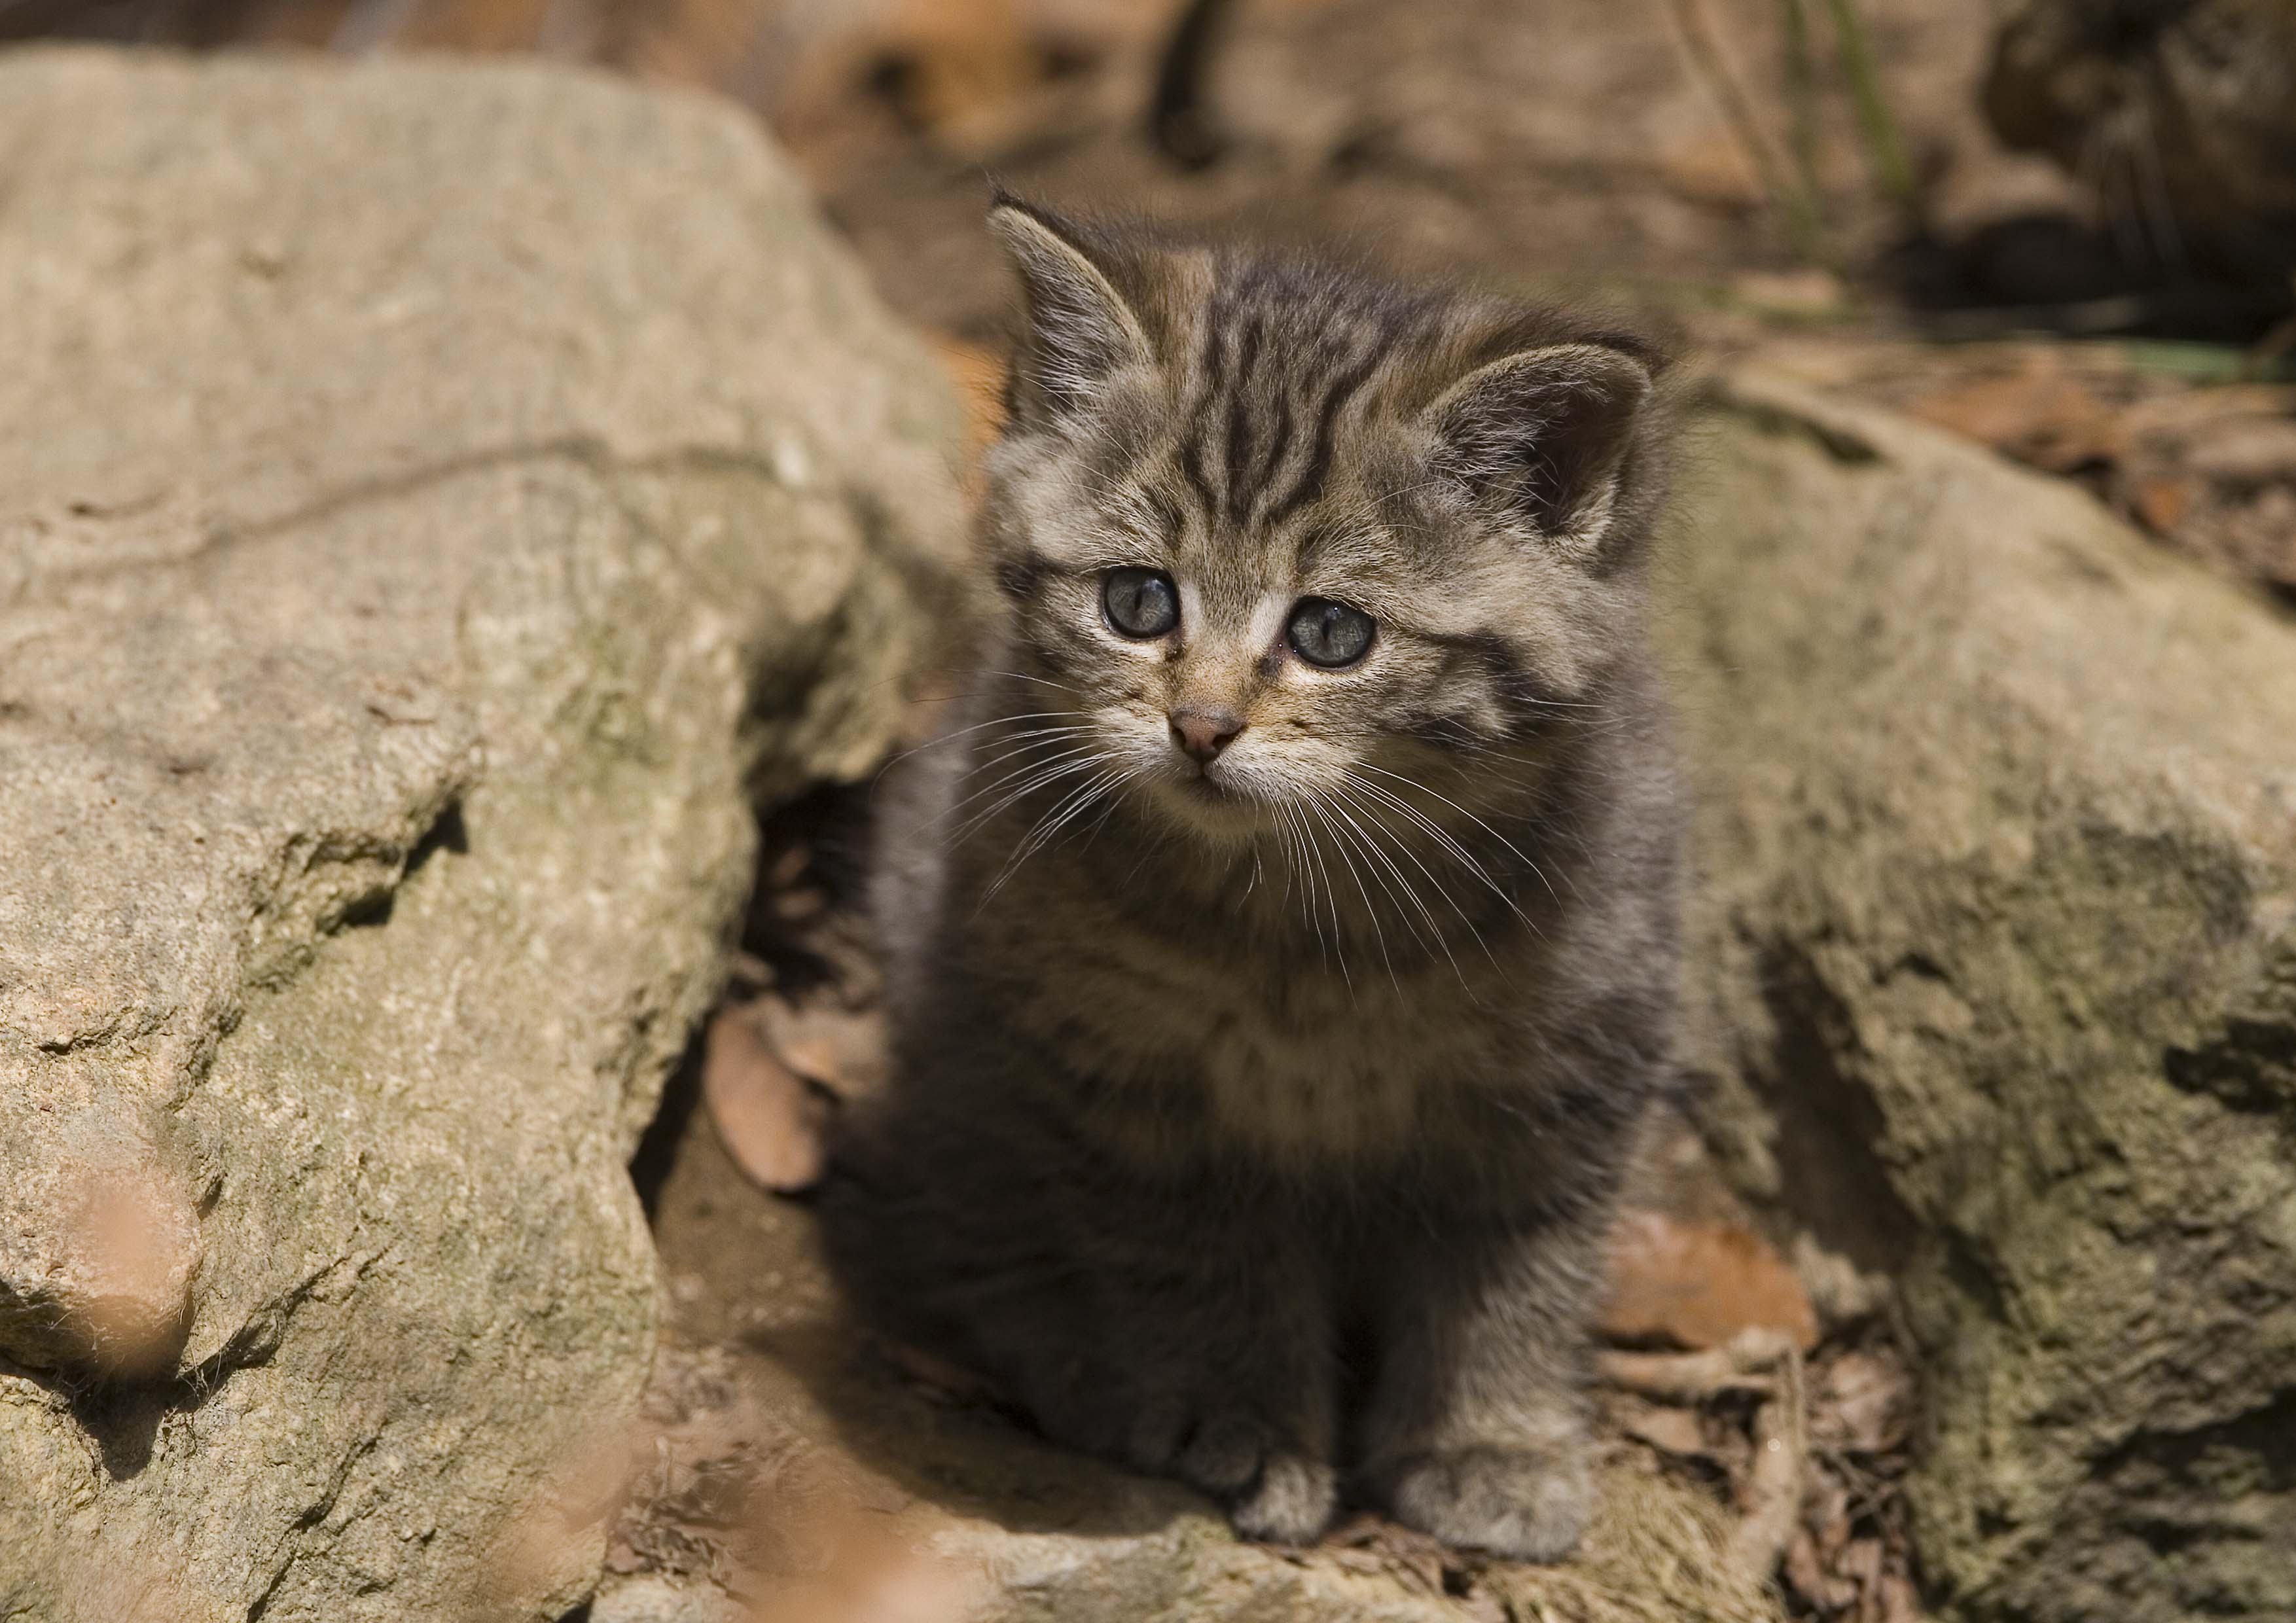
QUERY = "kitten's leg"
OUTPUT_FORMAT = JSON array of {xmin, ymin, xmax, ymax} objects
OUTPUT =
[
  {"xmin": 1028, "ymin": 1182, "xmax": 1341, "ymax": 1544},
  {"xmin": 821, "ymin": 1115, "xmax": 1339, "ymax": 1543},
  {"xmin": 1356, "ymin": 1209, "xmax": 1608, "ymax": 1563}
]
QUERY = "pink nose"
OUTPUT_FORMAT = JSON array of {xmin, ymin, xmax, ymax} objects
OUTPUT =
[{"xmin": 1169, "ymin": 707, "xmax": 1244, "ymax": 764}]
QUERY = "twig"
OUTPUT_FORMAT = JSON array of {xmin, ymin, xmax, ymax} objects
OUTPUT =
[
  {"xmin": 1596, "ymin": 1327, "xmax": 1797, "ymax": 1402},
  {"xmin": 1778, "ymin": 0, "xmax": 1825, "ymax": 228},
  {"xmin": 1820, "ymin": 0, "xmax": 1916, "ymax": 209},
  {"xmin": 1664, "ymin": 0, "xmax": 1829, "ymax": 263},
  {"xmin": 1728, "ymin": 1346, "xmax": 1808, "ymax": 1580}
]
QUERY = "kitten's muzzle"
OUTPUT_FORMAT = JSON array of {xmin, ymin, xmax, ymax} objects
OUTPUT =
[{"xmin": 1168, "ymin": 705, "xmax": 1245, "ymax": 765}]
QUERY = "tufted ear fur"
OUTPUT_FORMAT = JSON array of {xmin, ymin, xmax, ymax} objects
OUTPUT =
[
  {"xmin": 989, "ymin": 194, "xmax": 1155, "ymax": 431},
  {"xmin": 1422, "ymin": 343, "xmax": 1653, "ymax": 547}
]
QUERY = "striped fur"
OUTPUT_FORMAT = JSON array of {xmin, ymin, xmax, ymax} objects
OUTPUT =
[{"xmin": 821, "ymin": 198, "xmax": 1689, "ymax": 1560}]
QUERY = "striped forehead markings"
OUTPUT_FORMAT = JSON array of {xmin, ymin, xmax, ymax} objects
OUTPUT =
[{"xmin": 1174, "ymin": 279, "xmax": 1401, "ymax": 537}]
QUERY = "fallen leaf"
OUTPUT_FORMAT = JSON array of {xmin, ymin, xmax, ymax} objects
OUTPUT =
[
  {"xmin": 58, "ymin": 1152, "xmax": 204, "ymax": 1380},
  {"xmin": 1656, "ymin": 123, "xmax": 1765, "ymax": 209},
  {"xmin": 2186, "ymin": 416, "xmax": 2296, "ymax": 485},
  {"xmin": 2129, "ymin": 474, "xmax": 2196, "ymax": 534},
  {"xmin": 1877, "ymin": 1569, "xmax": 1924, "ymax": 1623},
  {"xmin": 703, "ymin": 1006, "xmax": 827, "ymax": 1194},
  {"xmin": 1731, "ymin": 268, "xmax": 1849, "ymax": 320},
  {"xmin": 1905, "ymin": 361, "xmax": 2127, "ymax": 475},
  {"xmin": 1807, "ymin": 1476, "xmax": 1852, "ymax": 1561},
  {"xmin": 1784, "ymin": 1529, "xmax": 1846, "ymax": 1613},
  {"xmin": 1602, "ymin": 1211, "xmax": 1820, "ymax": 1353},
  {"xmin": 1621, "ymin": 1403, "xmax": 1710, "ymax": 1457},
  {"xmin": 757, "ymin": 995, "xmax": 891, "ymax": 1101},
  {"xmin": 1840, "ymin": 1537, "xmax": 1886, "ymax": 1620},
  {"xmin": 1818, "ymin": 1349, "xmax": 1910, "ymax": 1454},
  {"xmin": 929, "ymin": 333, "xmax": 1009, "ymax": 474}
]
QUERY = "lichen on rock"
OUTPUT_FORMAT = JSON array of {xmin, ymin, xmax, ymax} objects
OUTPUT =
[
  {"xmin": 1664, "ymin": 370, "xmax": 2296, "ymax": 1623},
  {"xmin": 0, "ymin": 48, "xmax": 961, "ymax": 1623}
]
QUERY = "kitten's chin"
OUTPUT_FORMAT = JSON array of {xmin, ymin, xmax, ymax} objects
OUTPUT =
[{"xmin": 1148, "ymin": 773, "xmax": 1272, "ymax": 844}]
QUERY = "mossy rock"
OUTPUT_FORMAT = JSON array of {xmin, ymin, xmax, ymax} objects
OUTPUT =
[
  {"xmin": 0, "ymin": 49, "xmax": 961, "ymax": 1623},
  {"xmin": 1663, "ymin": 370, "xmax": 2296, "ymax": 1622}
]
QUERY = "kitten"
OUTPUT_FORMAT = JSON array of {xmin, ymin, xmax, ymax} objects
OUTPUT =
[{"xmin": 819, "ymin": 194, "xmax": 1685, "ymax": 1560}]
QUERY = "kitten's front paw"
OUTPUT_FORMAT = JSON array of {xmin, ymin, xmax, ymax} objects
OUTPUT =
[
  {"xmin": 1128, "ymin": 1406, "xmax": 1338, "ymax": 1546},
  {"xmin": 1229, "ymin": 1450, "xmax": 1340, "ymax": 1546},
  {"xmin": 1377, "ymin": 1443, "xmax": 1593, "ymax": 1563}
]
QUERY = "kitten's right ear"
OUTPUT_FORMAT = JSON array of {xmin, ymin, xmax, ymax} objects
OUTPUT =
[
  {"xmin": 989, "ymin": 194, "xmax": 1153, "ymax": 429},
  {"xmin": 1423, "ymin": 342, "xmax": 1653, "ymax": 549}
]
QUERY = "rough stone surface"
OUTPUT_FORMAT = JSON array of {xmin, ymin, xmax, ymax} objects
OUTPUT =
[
  {"xmin": 0, "ymin": 48, "xmax": 961, "ymax": 1623},
  {"xmin": 1663, "ymin": 372, "xmax": 2296, "ymax": 1623}
]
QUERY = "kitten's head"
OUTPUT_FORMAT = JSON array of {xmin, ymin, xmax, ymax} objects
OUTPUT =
[{"xmin": 978, "ymin": 194, "xmax": 1675, "ymax": 846}]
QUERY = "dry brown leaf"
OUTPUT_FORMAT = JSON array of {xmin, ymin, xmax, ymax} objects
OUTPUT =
[
  {"xmin": 929, "ymin": 334, "xmax": 1010, "ymax": 476},
  {"xmin": 1903, "ymin": 361, "xmax": 2126, "ymax": 475},
  {"xmin": 2129, "ymin": 474, "xmax": 2197, "ymax": 535},
  {"xmin": 757, "ymin": 995, "xmax": 890, "ymax": 1101},
  {"xmin": 2186, "ymin": 416, "xmax": 2296, "ymax": 486},
  {"xmin": 1817, "ymin": 1349, "xmax": 1910, "ymax": 1454},
  {"xmin": 704, "ymin": 1005, "xmax": 828, "ymax": 1194},
  {"xmin": 1602, "ymin": 1210, "xmax": 1820, "ymax": 1353},
  {"xmin": 1621, "ymin": 1402, "xmax": 1710, "ymax": 1458},
  {"xmin": 1784, "ymin": 1529, "xmax": 1848, "ymax": 1613},
  {"xmin": 1655, "ymin": 124, "xmax": 1765, "ymax": 209},
  {"xmin": 1877, "ymin": 1568, "xmax": 1924, "ymax": 1623},
  {"xmin": 1844, "ymin": 1539, "xmax": 1887, "ymax": 1622},
  {"xmin": 58, "ymin": 1154, "xmax": 204, "ymax": 1380},
  {"xmin": 1807, "ymin": 1476, "xmax": 1852, "ymax": 1561}
]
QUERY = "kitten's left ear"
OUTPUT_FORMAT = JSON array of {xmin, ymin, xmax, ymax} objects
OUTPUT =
[
  {"xmin": 989, "ymin": 194, "xmax": 1156, "ymax": 430},
  {"xmin": 1422, "ymin": 344, "xmax": 1653, "ymax": 546}
]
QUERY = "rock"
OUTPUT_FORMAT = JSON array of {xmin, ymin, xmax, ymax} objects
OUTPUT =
[
  {"xmin": 1664, "ymin": 370, "xmax": 2296, "ymax": 1622},
  {"xmin": 0, "ymin": 47, "xmax": 961, "ymax": 1623}
]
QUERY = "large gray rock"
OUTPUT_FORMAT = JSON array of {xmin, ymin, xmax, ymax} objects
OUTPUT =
[
  {"xmin": 1665, "ymin": 372, "xmax": 2296, "ymax": 1622},
  {"xmin": 0, "ymin": 48, "xmax": 961, "ymax": 1623}
]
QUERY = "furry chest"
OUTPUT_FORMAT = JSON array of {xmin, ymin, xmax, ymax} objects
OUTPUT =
[{"xmin": 1089, "ymin": 956, "xmax": 1508, "ymax": 1161}]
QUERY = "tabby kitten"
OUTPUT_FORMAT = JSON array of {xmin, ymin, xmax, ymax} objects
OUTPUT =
[{"xmin": 820, "ymin": 195, "xmax": 1685, "ymax": 1559}]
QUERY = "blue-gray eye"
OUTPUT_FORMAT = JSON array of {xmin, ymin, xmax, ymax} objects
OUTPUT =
[
  {"xmin": 1103, "ymin": 567, "xmax": 1179, "ymax": 638},
  {"xmin": 1287, "ymin": 597, "xmax": 1375, "ymax": 668}
]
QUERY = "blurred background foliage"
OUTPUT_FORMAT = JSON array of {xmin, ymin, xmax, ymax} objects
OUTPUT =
[
  {"xmin": 5, "ymin": 0, "xmax": 2291, "ymax": 341},
  {"xmin": 14, "ymin": 0, "xmax": 2289, "ymax": 592}
]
